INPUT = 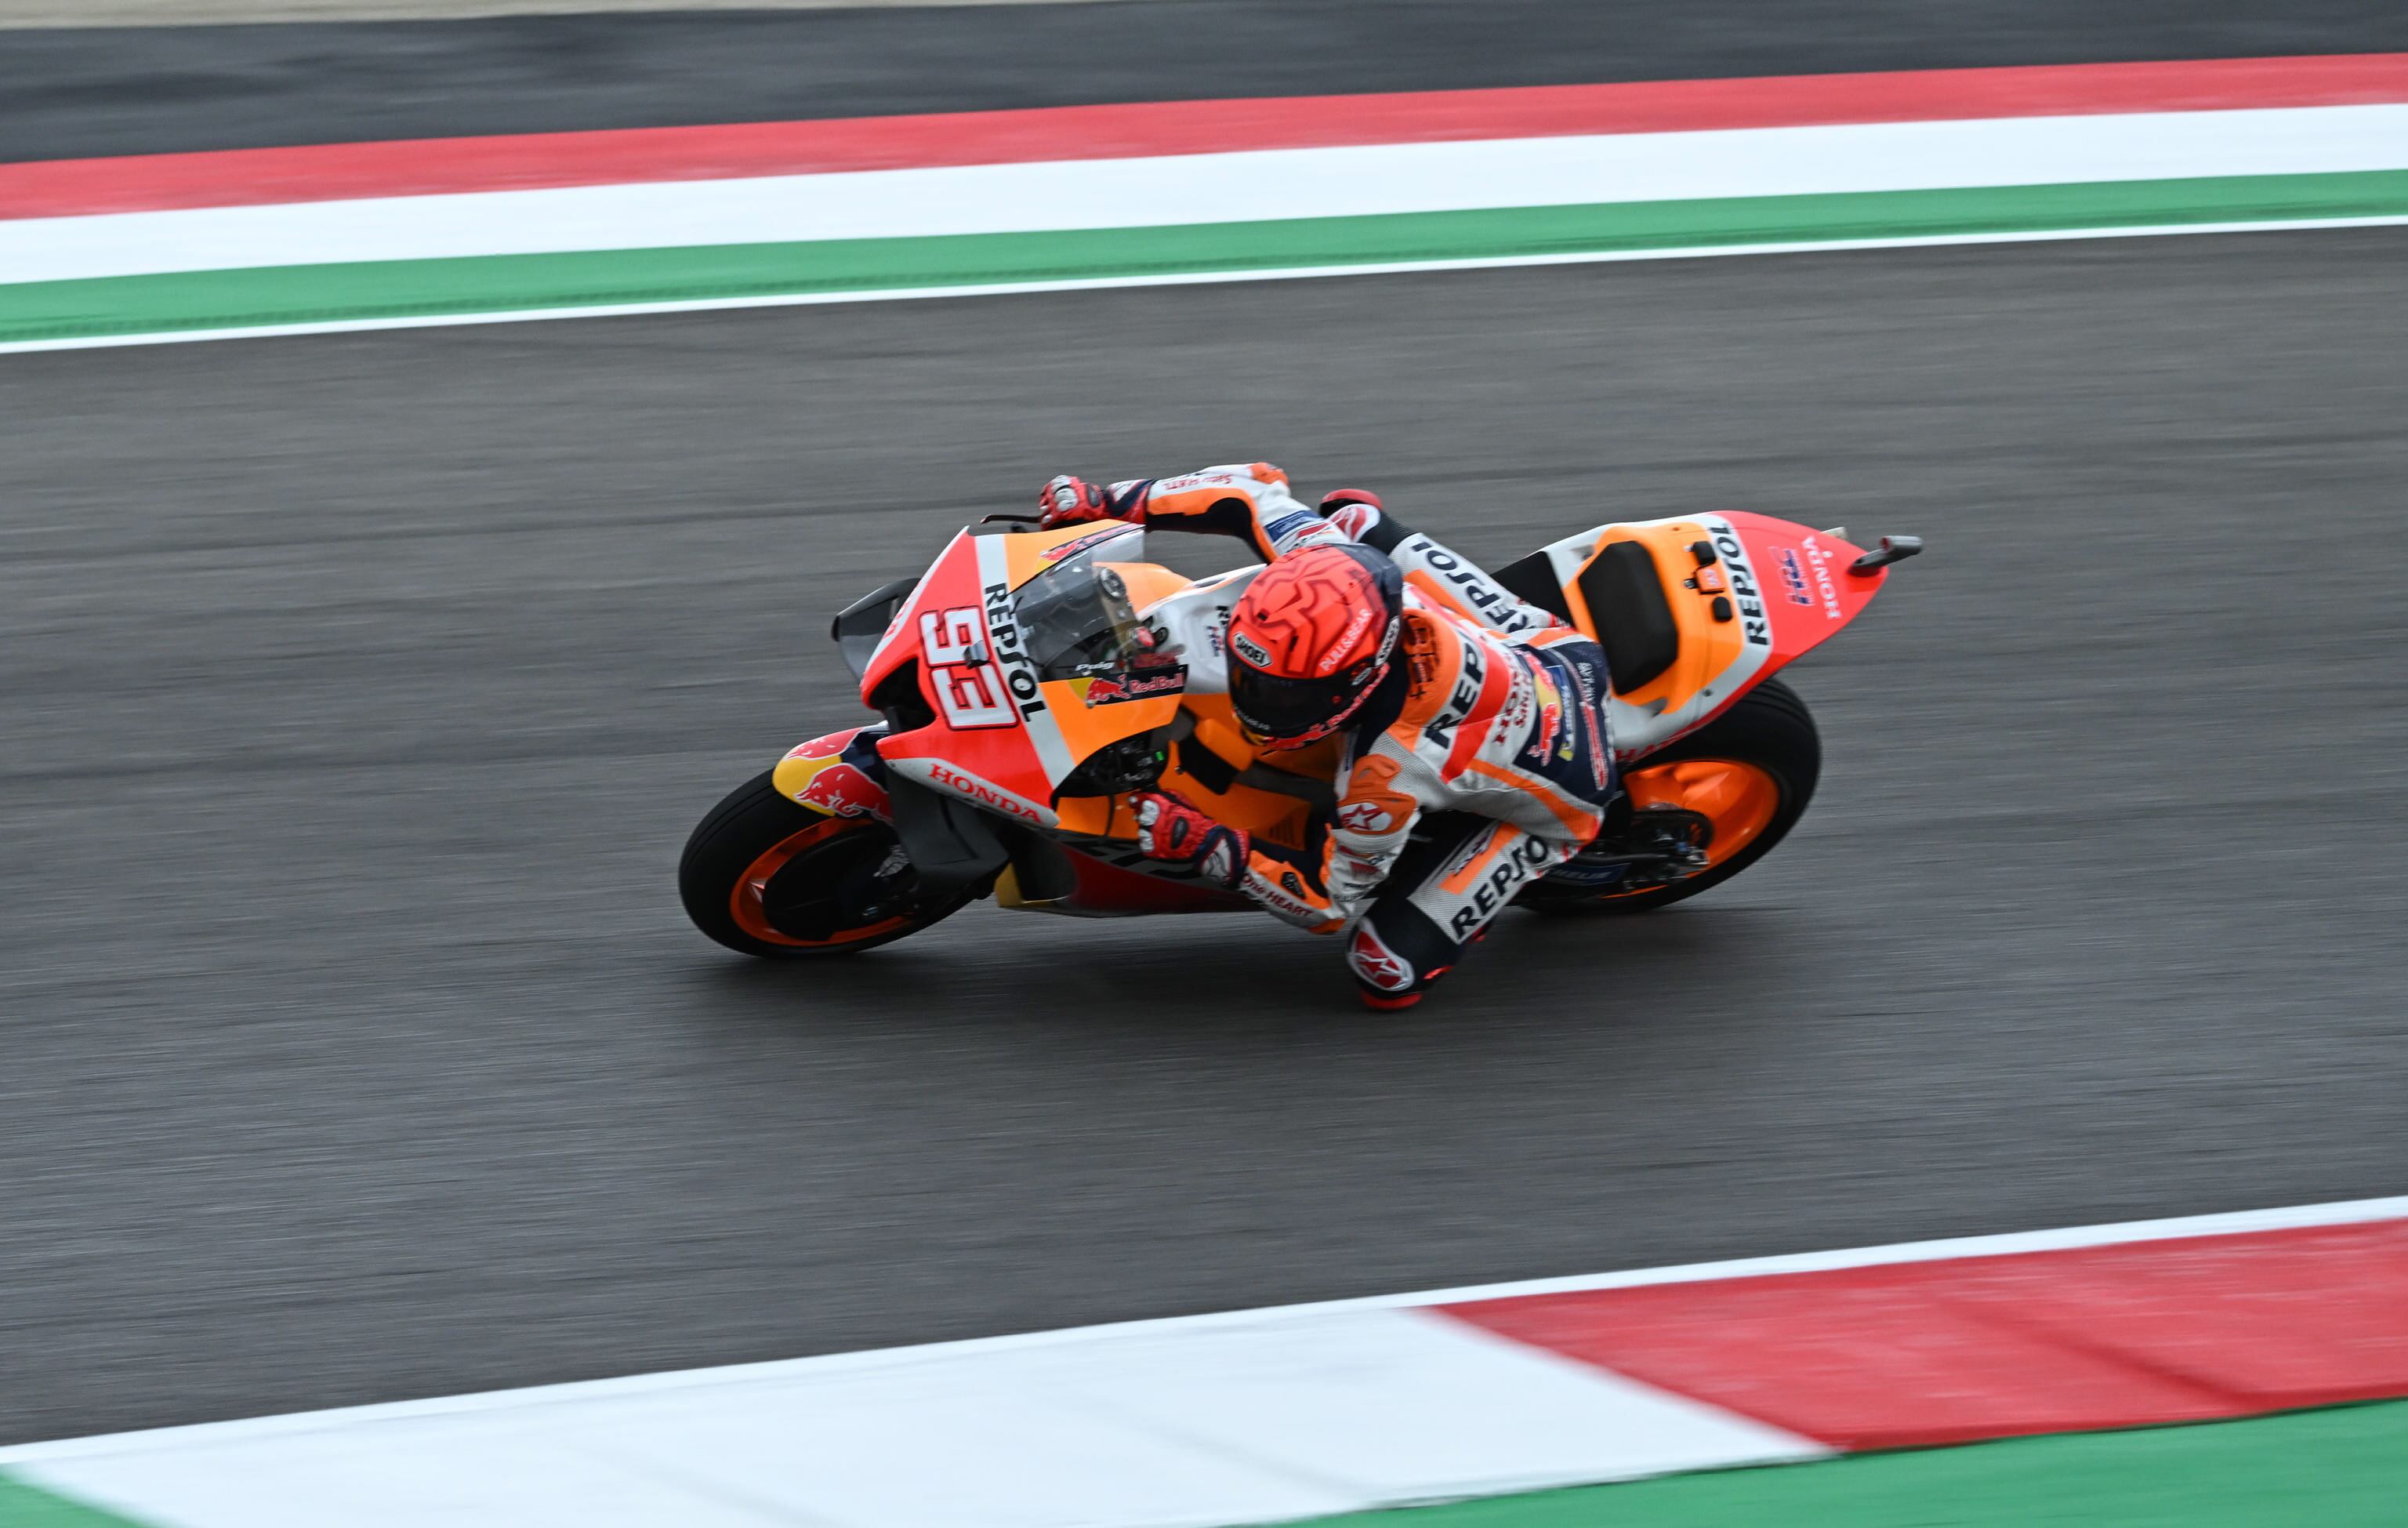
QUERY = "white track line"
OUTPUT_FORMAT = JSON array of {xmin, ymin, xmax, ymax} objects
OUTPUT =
[
  {"xmin": 5, "ymin": 1191, "xmax": 2401, "ymax": 1464},
  {"xmin": 3, "ymin": 213, "xmax": 2404, "ymax": 358}
]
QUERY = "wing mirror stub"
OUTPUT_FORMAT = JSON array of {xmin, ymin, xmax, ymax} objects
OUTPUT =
[{"xmin": 1849, "ymin": 535, "xmax": 1924, "ymax": 575}]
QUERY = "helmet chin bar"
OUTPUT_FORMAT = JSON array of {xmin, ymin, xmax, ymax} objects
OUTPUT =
[{"xmin": 1235, "ymin": 659, "xmax": 1392, "ymax": 749}]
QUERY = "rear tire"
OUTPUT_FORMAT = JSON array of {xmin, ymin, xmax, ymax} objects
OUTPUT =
[
  {"xmin": 1526, "ymin": 676, "xmax": 1821, "ymax": 916},
  {"xmin": 680, "ymin": 770, "xmax": 966, "ymax": 957}
]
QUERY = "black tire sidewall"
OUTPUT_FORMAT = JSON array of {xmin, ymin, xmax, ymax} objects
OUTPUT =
[{"xmin": 679, "ymin": 769, "xmax": 959, "ymax": 957}]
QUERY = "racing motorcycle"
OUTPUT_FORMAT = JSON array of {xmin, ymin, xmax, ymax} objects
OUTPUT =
[{"xmin": 680, "ymin": 506, "xmax": 1918, "ymax": 957}]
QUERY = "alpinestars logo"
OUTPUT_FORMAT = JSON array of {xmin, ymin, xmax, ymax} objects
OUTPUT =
[
  {"xmin": 1337, "ymin": 800, "xmax": 1395, "ymax": 833},
  {"xmin": 1325, "ymin": 503, "xmax": 1381, "ymax": 541},
  {"xmin": 1348, "ymin": 925, "xmax": 1416, "ymax": 992}
]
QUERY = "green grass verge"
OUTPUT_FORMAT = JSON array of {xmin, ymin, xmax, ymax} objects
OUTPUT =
[
  {"xmin": 1297, "ymin": 1400, "xmax": 2408, "ymax": 1526},
  {"xmin": 0, "ymin": 1471, "xmax": 152, "ymax": 1527}
]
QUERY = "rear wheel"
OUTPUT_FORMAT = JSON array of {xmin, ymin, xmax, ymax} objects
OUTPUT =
[
  {"xmin": 679, "ymin": 770, "xmax": 966, "ymax": 957},
  {"xmin": 1526, "ymin": 676, "xmax": 1821, "ymax": 915}
]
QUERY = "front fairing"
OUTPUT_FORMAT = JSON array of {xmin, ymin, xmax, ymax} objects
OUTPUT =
[{"xmin": 861, "ymin": 521, "xmax": 1189, "ymax": 827}]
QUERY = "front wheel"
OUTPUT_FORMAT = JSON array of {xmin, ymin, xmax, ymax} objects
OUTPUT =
[
  {"xmin": 680, "ymin": 770, "xmax": 966, "ymax": 957},
  {"xmin": 1525, "ymin": 675, "xmax": 1822, "ymax": 915}
]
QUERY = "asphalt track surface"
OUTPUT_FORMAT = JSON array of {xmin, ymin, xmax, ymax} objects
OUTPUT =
[
  {"xmin": 5, "ymin": 228, "xmax": 2407, "ymax": 1443},
  {"xmin": 10, "ymin": 0, "xmax": 2408, "ymax": 159}
]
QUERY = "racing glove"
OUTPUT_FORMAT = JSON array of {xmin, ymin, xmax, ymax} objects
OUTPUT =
[
  {"xmin": 1038, "ymin": 474, "xmax": 1143, "ymax": 531},
  {"xmin": 1132, "ymin": 792, "xmax": 1249, "ymax": 889}
]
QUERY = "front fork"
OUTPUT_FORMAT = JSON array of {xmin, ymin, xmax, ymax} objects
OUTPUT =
[{"xmin": 770, "ymin": 724, "xmax": 927, "ymax": 913}]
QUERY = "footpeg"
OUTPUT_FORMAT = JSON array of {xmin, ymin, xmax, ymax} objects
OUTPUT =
[
  {"xmin": 1545, "ymin": 807, "xmax": 1713, "ymax": 892},
  {"xmin": 1659, "ymin": 838, "xmax": 1710, "ymax": 879}
]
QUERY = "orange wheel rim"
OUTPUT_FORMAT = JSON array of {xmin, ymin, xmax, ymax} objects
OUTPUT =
[
  {"xmin": 1607, "ymin": 758, "xmax": 1782, "ymax": 891},
  {"xmin": 729, "ymin": 818, "xmax": 912, "ymax": 948}
]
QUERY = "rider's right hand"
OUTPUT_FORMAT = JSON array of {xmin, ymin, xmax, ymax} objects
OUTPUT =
[
  {"xmin": 1133, "ymin": 791, "xmax": 1249, "ymax": 889},
  {"xmin": 1038, "ymin": 474, "xmax": 1125, "ymax": 530}
]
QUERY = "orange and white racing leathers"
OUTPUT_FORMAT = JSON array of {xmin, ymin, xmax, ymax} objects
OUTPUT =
[{"xmin": 1111, "ymin": 463, "xmax": 1619, "ymax": 998}]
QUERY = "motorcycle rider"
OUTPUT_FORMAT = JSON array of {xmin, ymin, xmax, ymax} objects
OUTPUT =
[{"xmin": 1037, "ymin": 463, "xmax": 1622, "ymax": 1008}]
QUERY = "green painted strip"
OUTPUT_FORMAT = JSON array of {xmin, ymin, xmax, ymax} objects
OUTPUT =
[
  {"xmin": 0, "ymin": 1470, "xmax": 155, "ymax": 1528},
  {"xmin": 1, "ymin": 170, "xmax": 2403, "ymax": 346},
  {"xmin": 1296, "ymin": 1401, "xmax": 2408, "ymax": 1526}
]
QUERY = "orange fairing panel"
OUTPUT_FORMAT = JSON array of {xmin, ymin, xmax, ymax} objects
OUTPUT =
[
  {"xmin": 1546, "ymin": 512, "xmax": 1889, "ymax": 758},
  {"xmin": 1098, "ymin": 560, "xmax": 1190, "ymax": 614},
  {"xmin": 1000, "ymin": 518, "xmax": 1145, "ymax": 589},
  {"xmin": 1044, "ymin": 676, "xmax": 1180, "ymax": 770}
]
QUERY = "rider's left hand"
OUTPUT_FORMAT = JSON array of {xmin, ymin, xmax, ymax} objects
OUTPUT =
[
  {"xmin": 1038, "ymin": 474, "xmax": 1126, "ymax": 530},
  {"xmin": 1133, "ymin": 792, "xmax": 1248, "ymax": 888}
]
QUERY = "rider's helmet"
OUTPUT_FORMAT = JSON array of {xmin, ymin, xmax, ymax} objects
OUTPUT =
[{"xmin": 1225, "ymin": 544, "xmax": 1405, "ymax": 749}]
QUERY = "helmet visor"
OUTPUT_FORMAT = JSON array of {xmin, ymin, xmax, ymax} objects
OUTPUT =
[{"xmin": 1229, "ymin": 660, "xmax": 1373, "ymax": 742}]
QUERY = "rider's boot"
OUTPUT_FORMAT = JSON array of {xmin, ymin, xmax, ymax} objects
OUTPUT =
[{"xmin": 1347, "ymin": 920, "xmax": 1456, "ymax": 1011}]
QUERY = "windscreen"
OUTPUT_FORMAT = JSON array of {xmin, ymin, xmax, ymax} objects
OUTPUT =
[{"xmin": 1013, "ymin": 534, "xmax": 1178, "ymax": 681}]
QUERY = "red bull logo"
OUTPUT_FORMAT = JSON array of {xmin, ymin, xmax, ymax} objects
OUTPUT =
[
  {"xmin": 1083, "ymin": 666, "xmax": 1187, "ymax": 706},
  {"xmin": 1531, "ymin": 668, "xmax": 1566, "ymax": 762},
  {"xmin": 782, "ymin": 730, "xmax": 893, "ymax": 822}
]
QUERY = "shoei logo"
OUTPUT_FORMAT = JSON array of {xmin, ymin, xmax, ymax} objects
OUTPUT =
[{"xmin": 1231, "ymin": 630, "xmax": 1272, "ymax": 668}]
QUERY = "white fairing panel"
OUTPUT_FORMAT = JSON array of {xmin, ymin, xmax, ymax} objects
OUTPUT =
[{"xmin": 1141, "ymin": 566, "xmax": 1265, "ymax": 695}]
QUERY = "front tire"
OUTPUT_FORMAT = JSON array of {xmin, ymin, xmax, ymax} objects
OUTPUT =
[
  {"xmin": 1527, "ymin": 675, "xmax": 1822, "ymax": 915},
  {"xmin": 680, "ymin": 770, "xmax": 966, "ymax": 957}
]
